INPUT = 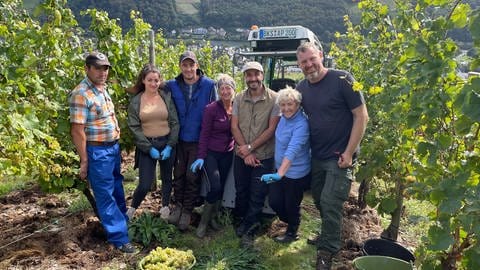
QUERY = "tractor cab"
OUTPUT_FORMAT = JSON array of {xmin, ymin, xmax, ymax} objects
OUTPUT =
[{"xmin": 235, "ymin": 25, "xmax": 331, "ymax": 91}]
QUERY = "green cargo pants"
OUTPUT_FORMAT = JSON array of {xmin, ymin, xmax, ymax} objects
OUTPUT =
[{"xmin": 311, "ymin": 159, "xmax": 353, "ymax": 253}]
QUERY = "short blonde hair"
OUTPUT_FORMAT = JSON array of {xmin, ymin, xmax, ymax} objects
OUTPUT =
[{"xmin": 277, "ymin": 86, "xmax": 302, "ymax": 104}]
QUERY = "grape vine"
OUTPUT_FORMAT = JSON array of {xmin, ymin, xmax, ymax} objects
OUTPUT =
[{"xmin": 331, "ymin": 0, "xmax": 479, "ymax": 269}]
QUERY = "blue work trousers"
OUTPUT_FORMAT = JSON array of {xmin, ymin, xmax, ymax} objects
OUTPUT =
[{"xmin": 87, "ymin": 143, "xmax": 129, "ymax": 247}]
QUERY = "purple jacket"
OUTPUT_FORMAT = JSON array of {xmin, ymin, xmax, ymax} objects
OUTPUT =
[{"xmin": 197, "ymin": 100, "xmax": 234, "ymax": 159}]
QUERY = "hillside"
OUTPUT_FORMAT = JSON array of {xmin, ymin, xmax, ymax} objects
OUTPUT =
[
  {"xmin": 63, "ymin": 0, "xmax": 365, "ymax": 43},
  {"xmin": 23, "ymin": 0, "xmax": 477, "ymax": 44}
]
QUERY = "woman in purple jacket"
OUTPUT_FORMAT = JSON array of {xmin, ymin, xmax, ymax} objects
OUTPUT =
[{"xmin": 190, "ymin": 74, "xmax": 236, "ymax": 238}]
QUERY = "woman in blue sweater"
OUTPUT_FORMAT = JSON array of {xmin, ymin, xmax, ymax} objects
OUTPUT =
[{"xmin": 261, "ymin": 86, "xmax": 311, "ymax": 243}]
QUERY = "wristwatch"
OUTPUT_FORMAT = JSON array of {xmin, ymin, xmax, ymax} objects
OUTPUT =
[{"xmin": 247, "ymin": 144, "xmax": 252, "ymax": 151}]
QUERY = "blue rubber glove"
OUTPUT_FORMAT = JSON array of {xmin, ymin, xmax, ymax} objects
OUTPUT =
[
  {"xmin": 160, "ymin": 145, "xmax": 172, "ymax": 160},
  {"xmin": 260, "ymin": 173, "xmax": 282, "ymax": 184},
  {"xmin": 149, "ymin": 147, "xmax": 160, "ymax": 159},
  {"xmin": 190, "ymin": 159, "xmax": 204, "ymax": 173}
]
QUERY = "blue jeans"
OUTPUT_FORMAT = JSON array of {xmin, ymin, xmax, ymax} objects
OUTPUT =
[
  {"xmin": 87, "ymin": 142, "xmax": 129, "ymax": 247},
  {"xmin": 311, "ymin": 159, "xmax": 353, "ymax": 253}
]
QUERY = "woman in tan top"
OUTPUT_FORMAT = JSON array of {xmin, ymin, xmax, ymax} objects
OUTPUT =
[{"xmin": 127, "ymin": 64, "xmax": 179, "ymax": 220}]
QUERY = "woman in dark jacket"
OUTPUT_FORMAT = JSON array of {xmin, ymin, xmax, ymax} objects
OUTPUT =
[
  {"xmin": 126, "ymin": 64, "xmax": 179, "ymax": 220},
  {"xmin": 190, "ymin": 74, "xmax": 236, "ymax": 237}
]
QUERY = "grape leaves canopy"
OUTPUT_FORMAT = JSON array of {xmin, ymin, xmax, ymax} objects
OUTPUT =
[
  {"xmin": 331, "ymin": 0, "xmax": 479, "ymax": 269},
  {"xmin": 0, "ymin": 0, "xmax": 231, "ymax": 192}
]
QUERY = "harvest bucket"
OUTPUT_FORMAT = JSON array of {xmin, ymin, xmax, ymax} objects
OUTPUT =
[
  {"xmin": 352, "ymin": 255, "xmax": 413, "ymax": 270},
  {"xmin": 363, "ymin": 238, "xmax": 415, "ymax": 263}
]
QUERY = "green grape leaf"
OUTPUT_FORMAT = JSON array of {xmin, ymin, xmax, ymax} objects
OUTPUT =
[
  {"xmin": 464, "ymin": 247, "xmax": 480, "ymax": 270},
  {"xmin": 436, "ymin": 134, "xmax": 452, "ymax": 150},
  {"xmin": 450, "ymin": 4, "xmax": 470, "ymax": 28},
  {"xmin": 469, "ymin": 11, "xmax": 480, "ymax": 42},
  {"xmin": 438, "ymin": 198, "xmax": 462, "ymax": 214},
  {"xmin": 454, "ymin": 115, "xmax": 475, "ymax": 135},
  {"xmin": 428, "ymin": 225, "xmax": 454, "ymax": 251},
  {"xmin": 379, "ymin": 197, "xmax": 397, "ymax": 214},
  {"xmin": 458, "ymin": 78, "xmax": 480, "ymax": 121}
]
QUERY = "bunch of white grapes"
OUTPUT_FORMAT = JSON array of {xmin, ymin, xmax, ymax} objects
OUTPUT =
[{"xmin": 141, "ymin": 247, "xmax": 196, "ymax": 270}]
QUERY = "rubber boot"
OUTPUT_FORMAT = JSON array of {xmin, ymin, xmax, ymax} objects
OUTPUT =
[
  {"xmin": 196, "ymin": 203, "xmax": 215, "ymax": 238},
  {"xmin": 168, "ymin": 204, "xmax": 182, "ymax": 225},
  {"xmin": 209, "ymin": 201, "xmax": 221, "ymax": 231},
  {"xmin": 178, "ymin": 210, "xmax": 192, "ymax": 231}
]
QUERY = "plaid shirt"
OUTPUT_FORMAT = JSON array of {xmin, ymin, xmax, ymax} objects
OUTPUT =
[{"xmin": 69, "ymin": 77, "xmax": 120, "ymax": 142}]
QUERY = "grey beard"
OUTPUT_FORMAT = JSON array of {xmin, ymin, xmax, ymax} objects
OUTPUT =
[{"xmin": 306, "ymin": 71, "xmax": 320, "ymax": 81}]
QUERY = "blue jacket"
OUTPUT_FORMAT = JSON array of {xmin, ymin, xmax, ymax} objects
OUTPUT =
[
  {"xmin": 166, "ymin": 70, "xmax": 216, "ymax": 142},
  {"xmin": 275, "ymin": 109, "xmax": 311, "ymax": 179}
]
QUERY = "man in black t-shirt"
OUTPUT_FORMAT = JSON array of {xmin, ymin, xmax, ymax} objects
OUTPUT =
[{"xmin": 296, "ymin": 42, "xmax": 369, "ymax": 270}]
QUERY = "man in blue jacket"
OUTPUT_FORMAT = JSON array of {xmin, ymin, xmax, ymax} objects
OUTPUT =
[{"xmin": 165, "ymin": 51, "xmax": 216, "ymax": 231}]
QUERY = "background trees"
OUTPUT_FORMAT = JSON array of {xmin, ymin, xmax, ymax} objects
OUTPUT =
[{"xmin": 61, "ymin": 0, "xmax": 479, "ymax": 45}]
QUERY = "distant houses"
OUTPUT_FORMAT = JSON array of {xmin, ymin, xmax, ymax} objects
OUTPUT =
[{"xmin": 171, "ymin": 26, "xmax": 249, "ymax": 40}]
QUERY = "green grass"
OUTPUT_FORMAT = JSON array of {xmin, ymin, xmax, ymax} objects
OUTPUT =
[
  {"xmin": 0, "ymin": 176, "xmax": 34, "ymax": 196},
  {"xmin": 164, "ymin": 214, "xmax": 318, "ymax": 269},
  {"xmin": 377, "ymin": 197, "xmax": 434, "ymax": 249},
  {"xmin": 68, "ymin": 191, "xmax": 92, "ymax": 213},
  {"xmin": 401, "ymin": 199, "xmax": 434, "ymax": 244},
  {"xmin": 141, "ymin": 194, "xmax": 320, "ymax": 269},
  {"xmin": 123, "ymin": 166, "xmax": 139, "ymax": 183},
  {"xmin": 125, "ymin": 191, "xmax": 320, "ymax": 269}
]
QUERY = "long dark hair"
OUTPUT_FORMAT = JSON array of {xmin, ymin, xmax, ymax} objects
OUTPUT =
[{"xmin": 129, "ymin": 64, "xmax": 164, "ymax": 94}]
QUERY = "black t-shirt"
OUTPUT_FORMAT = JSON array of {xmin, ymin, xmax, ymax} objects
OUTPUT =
[{"xmin": 296, "ymin": 69, "xmax": 365, "ymax": 160}]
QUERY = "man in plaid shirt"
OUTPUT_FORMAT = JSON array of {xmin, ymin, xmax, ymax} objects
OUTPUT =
[{"xmin": 69, "ymin": 52, "xmax": 136, "ymax": 253}]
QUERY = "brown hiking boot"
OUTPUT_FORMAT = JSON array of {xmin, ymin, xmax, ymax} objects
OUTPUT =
[{"xmin": 316, "ymin": 249, "xmax": 332, "ymax": 270}]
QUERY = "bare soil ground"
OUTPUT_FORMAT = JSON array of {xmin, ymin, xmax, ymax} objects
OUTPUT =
[{"xmin": 0, "ymin": 159, "xmax": 414, "ymax": 269}]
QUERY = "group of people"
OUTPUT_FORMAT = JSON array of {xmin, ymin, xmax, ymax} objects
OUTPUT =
[{"xmin": 69, "ymin": 42, "xmax": 368, "ymax": 270}]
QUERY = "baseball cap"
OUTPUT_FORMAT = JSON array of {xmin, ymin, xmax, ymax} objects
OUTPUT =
[
  {"xmin": 85, "ymin": 52, "xmax": 111, "ymax": 67},
  {"xmin": 179, "ymin": 51, "xmax": 198, "ymax": 64},
  {"xmin": 241, "ymin": 61, "xmax": 263, "ymax": 73}
]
